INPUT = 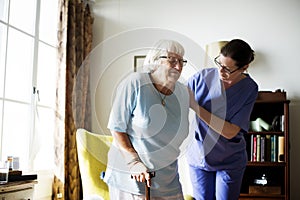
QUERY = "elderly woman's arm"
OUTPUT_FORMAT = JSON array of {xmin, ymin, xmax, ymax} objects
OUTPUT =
[{"xmin": 111, "ymin": 131, "xmax": 152, "ymax": 187}]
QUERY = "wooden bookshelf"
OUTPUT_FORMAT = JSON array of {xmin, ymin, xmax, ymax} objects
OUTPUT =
[{"xmin": 240, "ymin": 91, "xmax": 290, "ymax": 200}]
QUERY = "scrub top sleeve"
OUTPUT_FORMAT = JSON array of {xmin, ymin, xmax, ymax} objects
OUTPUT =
[
  {"xmin": 231, "ymin": 85, "xmax": 258, "ymax": 132},
  {"xmin": 187, "ymin": 71, "xmax": 201, "ymax": 92}
]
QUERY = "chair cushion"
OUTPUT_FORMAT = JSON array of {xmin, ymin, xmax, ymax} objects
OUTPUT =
[{"xmin": 76, "ymin": 128, "xmax": 113, "ymax": 200}]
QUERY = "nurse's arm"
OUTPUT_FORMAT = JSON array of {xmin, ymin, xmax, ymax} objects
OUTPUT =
[{"xmin": 188, "ymin": 89, "xmax": 240, "ymax": 139}]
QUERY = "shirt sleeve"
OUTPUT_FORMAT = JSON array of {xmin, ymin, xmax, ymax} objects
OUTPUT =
[
  {"xmin": 230, "ymin": 82, "xmax": 258, "ymax": 132},
  {"xmin": 107, "ymin": 74, "xmax": 137, "ymax": 133}
]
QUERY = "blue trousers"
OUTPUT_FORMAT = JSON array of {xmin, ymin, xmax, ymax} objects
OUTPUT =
[{"xmin": 188, "ymin": 165, "xmax": 245, "ymax": 200}]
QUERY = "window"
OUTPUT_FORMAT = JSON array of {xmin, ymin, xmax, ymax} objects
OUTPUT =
[{"xmin": 0, "ymin": 0, "xmax": 58, "ymax": 172}]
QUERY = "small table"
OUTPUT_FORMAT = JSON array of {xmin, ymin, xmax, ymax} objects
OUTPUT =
[{"xmin": 0, "ymin": 180, "xmax": 37, "ymax": 200}]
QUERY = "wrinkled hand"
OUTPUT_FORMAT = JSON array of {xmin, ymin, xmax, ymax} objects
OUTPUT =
[{"xmin": 129, "ymin": 161, "xmax": 151, "ymax": 187}]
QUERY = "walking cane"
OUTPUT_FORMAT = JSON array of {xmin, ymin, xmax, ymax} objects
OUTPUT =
[
  {"xmin": 145, "ymin": 172, "xmax": 155, "ymax": 200},
  {"xmin": 131, "ymin": 171, "xmax": 155, "ymax": 200}
]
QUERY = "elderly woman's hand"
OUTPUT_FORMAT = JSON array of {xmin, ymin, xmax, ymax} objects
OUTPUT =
[{"xmin": 129, "ymin": 161, "xmax": 151, "ymax": 187}]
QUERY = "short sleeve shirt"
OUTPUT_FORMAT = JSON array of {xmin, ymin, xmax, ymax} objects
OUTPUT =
[
  {"xmin": 104, "ymin": 72, "xmax": 189, "ymax": 196},
  {"xmin": 186, "ymin": 68, "xmax": 258, "ymax": 170}
]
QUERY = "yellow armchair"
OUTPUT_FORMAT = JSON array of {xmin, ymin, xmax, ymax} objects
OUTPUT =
[
  {"xmin": 76, "ymin": 128, "xmax": 195, "ymax": 200},
  {"xmin": 76, "ymin": 128, "xmax": 113, "ymax": 200}
]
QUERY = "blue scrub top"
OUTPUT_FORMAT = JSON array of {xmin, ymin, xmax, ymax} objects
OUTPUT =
[{"xmin": 187, "ymin": 68, "xmax": 258, "ymax": 171}]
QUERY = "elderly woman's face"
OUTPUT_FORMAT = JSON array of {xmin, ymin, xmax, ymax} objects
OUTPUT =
[{"xmin": 158, "ymin": 52, "xmax": 185, "ymax": 81}]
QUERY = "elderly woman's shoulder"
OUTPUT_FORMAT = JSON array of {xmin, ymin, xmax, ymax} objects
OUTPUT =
[
  {"xmin": 126, "ymin": 72, "xmax": 149, "ymax": 80},
  {"xmin": 120, "ymin": 72, "xmax": 150, "ymax": 86}
]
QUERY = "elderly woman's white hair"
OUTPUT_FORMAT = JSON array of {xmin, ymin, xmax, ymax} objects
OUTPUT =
[{"xmin": 142, "ymin": 39, "xmax": 185, "ymax": 72}]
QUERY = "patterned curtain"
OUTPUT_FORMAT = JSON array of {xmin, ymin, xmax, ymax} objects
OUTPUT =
[{"xmin": 53, "ymin": 0, "xmax": 93, "ymax": 199}]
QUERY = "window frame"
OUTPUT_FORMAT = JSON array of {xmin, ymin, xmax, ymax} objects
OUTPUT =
[{"xmin": 0, "ymin": 0, "xmax": 58, "ymax": 172}]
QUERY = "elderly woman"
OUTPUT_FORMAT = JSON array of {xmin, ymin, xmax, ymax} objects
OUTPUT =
[{"xmin": 104, "ymin": 40, "xmax": 189, "ymax": 200}]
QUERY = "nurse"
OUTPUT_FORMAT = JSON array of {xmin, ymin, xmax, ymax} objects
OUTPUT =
[{"xmin": 187, "ymin": 39, "xmax": 258, "ymax": 200}]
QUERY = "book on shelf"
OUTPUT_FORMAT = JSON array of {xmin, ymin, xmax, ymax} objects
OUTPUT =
[
  {"xmin": 278, "ymin": 136, "xmax": 285, "ymax": 162},
  {"xmin": 271, "ymin": 135, "xmax": 278, "ymax": 162},
  {"xmin": 253, "ymin": 135, "xmax": 257, "ymax": 162},
  {"xmin": 249, "ymin": 134, "xmax": 284, "ymax": 163},
  {"xmin": 260, "ymin": 136, "xmax": 265, "ymax": 162},
  {"xmin": 265, "ymin": 135, "xmax": 271, "ymax": 162},
  {"xmin": 256, "ymin": 135, "xmax": 261, "ymax": 162}
]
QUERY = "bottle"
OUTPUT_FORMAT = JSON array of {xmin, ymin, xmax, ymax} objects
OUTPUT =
[{"xmin": 7, "ymin": 156, "xmax": 13, "ymax": 171}]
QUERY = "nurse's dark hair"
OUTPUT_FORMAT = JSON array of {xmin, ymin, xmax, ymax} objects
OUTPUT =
[{"xmin": 220, "ymin": 39, "xmax": 255, "ymax": 68}]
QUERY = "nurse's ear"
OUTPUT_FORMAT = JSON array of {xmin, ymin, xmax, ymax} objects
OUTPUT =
[{"xmin": 242, "ymin": 64, "xmax": 249, "ymax": 73}]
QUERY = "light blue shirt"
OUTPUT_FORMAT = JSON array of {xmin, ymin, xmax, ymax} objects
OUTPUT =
[
  {"xmin": 187, "ymin": 68, "xmax": 258, "ymax": 171},
  {"xmin": 104, "ymin": 72, "xmax": 189, "ymax": 196}
]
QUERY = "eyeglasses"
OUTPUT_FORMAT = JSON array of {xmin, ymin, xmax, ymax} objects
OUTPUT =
[
  {"xmin": 159, "ymin": 56, "xmax": 187, "ymax": 66},
  {"xmin": 214, "ymin": 56, "xmax": 240, "ymax": 74}
]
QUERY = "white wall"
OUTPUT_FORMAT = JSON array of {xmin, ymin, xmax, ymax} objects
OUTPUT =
[{"xmin": 90, "ymin": 0, "xmax": 300, "ymax": 199}]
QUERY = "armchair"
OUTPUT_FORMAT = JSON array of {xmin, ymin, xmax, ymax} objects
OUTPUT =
[
  {"xmin": 76, "ymin": 128, "xmax": 195, "ymax": 200},
  {"xmin": 76, "ymin": 129, "xmax": 113, "ymax": 200}
]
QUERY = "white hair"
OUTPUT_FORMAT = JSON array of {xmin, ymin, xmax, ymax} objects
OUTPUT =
[{"xmin": 142, "ymin": 40, "xmax": 185, "ymax": 72}]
